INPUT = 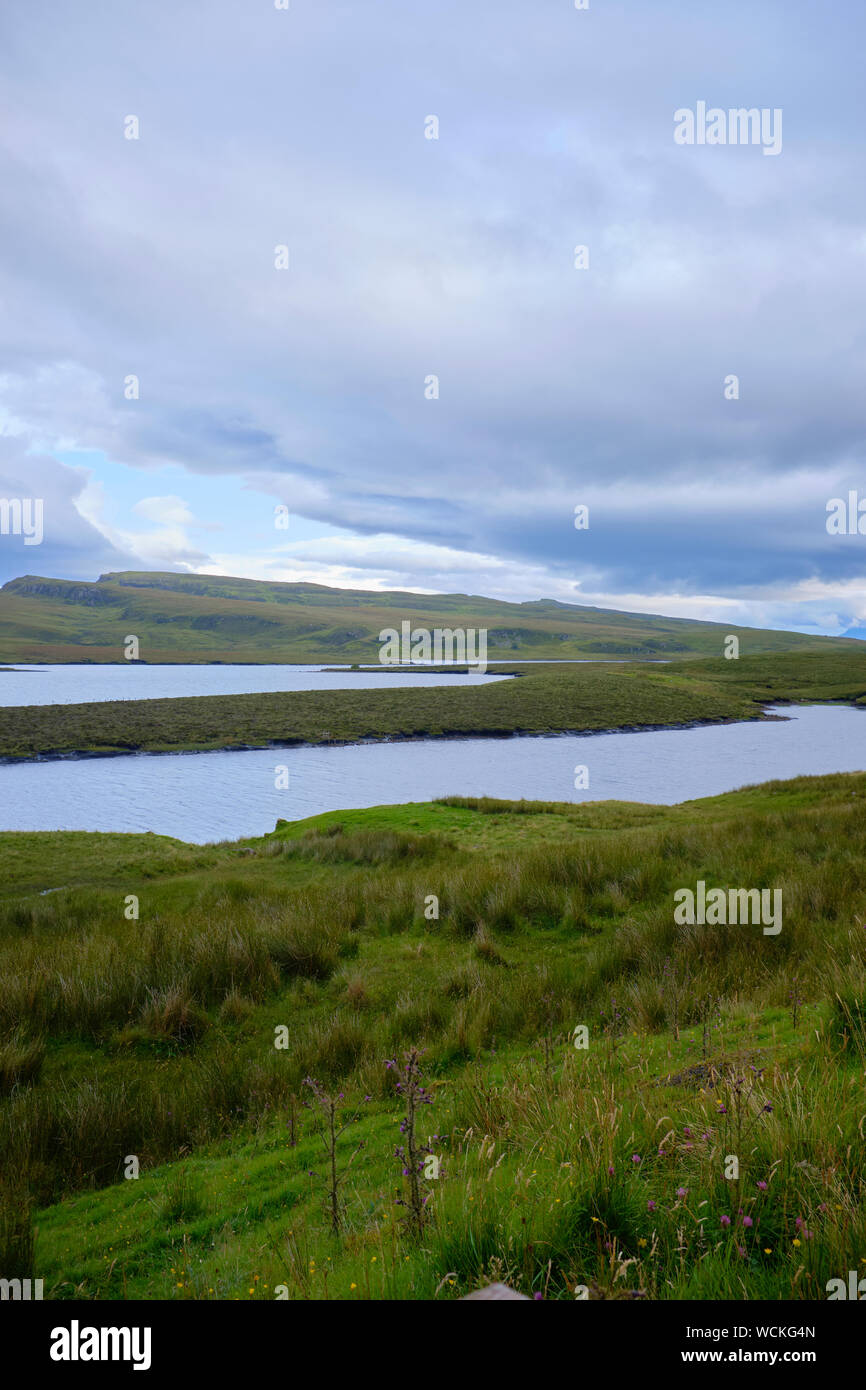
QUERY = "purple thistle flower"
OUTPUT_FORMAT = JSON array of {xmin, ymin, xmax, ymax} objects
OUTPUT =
[{"xmin": 720, "ymin": 1214, "xmax": 731, "ymax": 1227}]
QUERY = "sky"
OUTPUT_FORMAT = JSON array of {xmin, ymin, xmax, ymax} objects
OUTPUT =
[{"xmin": 1, "ymin": 0, "xmax": 865, "ymax": 634}]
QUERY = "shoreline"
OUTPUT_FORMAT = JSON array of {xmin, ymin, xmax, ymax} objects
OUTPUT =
[
  {"xmin": 0, "ymin": 659, "xmax": 663, "ymax": 673},
  {"xmin": 0, "ymin": 705, "xmax": 796, "ymax": 765}
]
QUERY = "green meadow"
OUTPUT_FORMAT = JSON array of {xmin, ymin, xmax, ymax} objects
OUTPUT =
[{"xmin": 2, "ymin": 774, "xmax": 865, "ymax": 1300}]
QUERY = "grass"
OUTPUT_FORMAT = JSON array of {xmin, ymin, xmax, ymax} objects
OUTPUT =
[
  {"xmin": 2, "ymin": 648, "xmax": 866, "ymax": 761},
  {"xmin": 1, "ymin": 772, "xmax": 865, "ymax": 1299}
]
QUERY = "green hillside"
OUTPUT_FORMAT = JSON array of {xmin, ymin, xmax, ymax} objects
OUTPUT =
[
  {"xmin": 2, "ymin": 776, "xmax": 865, "ymax": 1301},
  {"xmin": 0, "ymin": 571, "xmax": 857, "ymax": 664}
]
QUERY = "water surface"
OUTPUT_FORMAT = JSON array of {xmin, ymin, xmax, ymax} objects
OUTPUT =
[
  {"xmin": 0, "ymin": 663, "xmax": 508, "ymax": 706},
  {"xmin": 1, "ymin": 703, "xmax": 863, "ymax": 843}
]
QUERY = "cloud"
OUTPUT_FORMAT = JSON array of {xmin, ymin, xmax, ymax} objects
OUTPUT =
[
  {"xmin": 0, "ymin": 434, "xmax": 140, "ymax": 581},
  {"xmin": 0, "ymin": 0, "xmax": 865, "ymax": 627},
  {"xmin": 133, "ymin": 496, "xmax": 196, "ymax": 527},
  {"xmin": 80, "ymin": 487, "xmax": 216, "ymax": 572}
]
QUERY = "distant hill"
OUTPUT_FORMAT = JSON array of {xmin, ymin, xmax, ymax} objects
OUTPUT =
[{"xmin": 0, "ymin": 571, "xmax": 857, "ymax": 664}]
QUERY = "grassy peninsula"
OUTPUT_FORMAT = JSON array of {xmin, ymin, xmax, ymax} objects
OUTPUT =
[{"xmin": 1, "ymin": 650, "xmax": 865, "ymax": 761}]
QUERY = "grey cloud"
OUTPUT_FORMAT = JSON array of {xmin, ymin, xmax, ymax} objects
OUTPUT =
[
  {"xmin": 0, "ymin": 0, "xmax": 865, "ymax": 600},
  {"xmin": 0, "ymin": 436, "xmax": 141, "ymax": 582}
]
